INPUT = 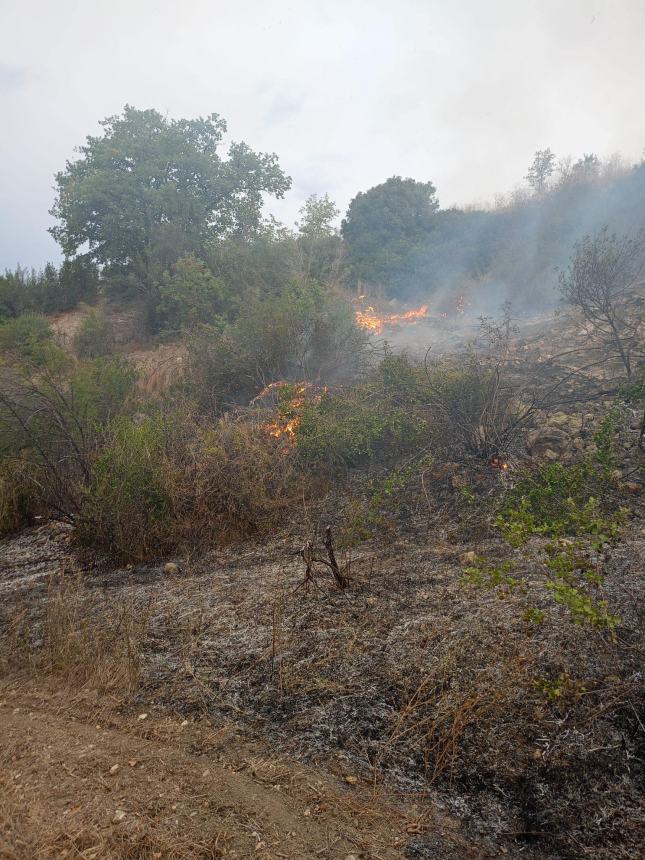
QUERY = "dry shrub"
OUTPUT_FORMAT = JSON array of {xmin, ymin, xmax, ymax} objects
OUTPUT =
[
  {"xmin": 382, "ymin": 631, "xmax": 536, "ymax": 786},
  {"xmin": 0, "ymin": 797, "xmax": 226, "ymax": 860},
  {"xmin": 1, "ymin": 572, "xmax": 151, "ymax": 694},
  {"xmin": 76, "ymin": 409, "xmax": 302, "ymax": 561},
  {"xmin": 162, "ymin": 414, "xmax": 300, "ymax": 547},
  {"xmin": 0, "ymin": 459, "xmax": 38, "ymax": 536}
]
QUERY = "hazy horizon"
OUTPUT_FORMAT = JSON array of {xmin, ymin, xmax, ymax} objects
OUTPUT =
[{"xmin": 2, "ymin": 0, "xmax": 644, "ymax": 270}]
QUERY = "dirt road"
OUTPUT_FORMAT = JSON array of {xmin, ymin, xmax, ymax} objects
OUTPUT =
[{"xmin": 0, "ymin": 681, "xmax": 472, "ymax": 860}]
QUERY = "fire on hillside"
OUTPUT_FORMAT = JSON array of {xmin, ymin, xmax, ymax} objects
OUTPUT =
[
  {"xmin": 253, "ymin": 380, "xmax": 326, "ymax": 442},
  {"xmin": 354, "ymin": 303, "xmax": 429, "ymax": 334}
]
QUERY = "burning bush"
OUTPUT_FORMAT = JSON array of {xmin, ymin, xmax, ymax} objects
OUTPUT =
[
  {"xmin": 187, "ymin": 278, "xmax": 369, "ymax": 412},
  {"xmin": 295, "ymin": 362, "xmax": 430, "ymax": 467},
  {"xmin": 76, "ymin": 409, "xmax": 301, "ymax": 561}
]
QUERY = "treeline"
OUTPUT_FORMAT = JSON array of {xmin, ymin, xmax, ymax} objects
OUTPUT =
[
  {"xmin": 3, "ymin": 105, "xmax": 644, "ymax": 330},
  {"xmin": 341, "ymin": 154, "xmax": 645, "ymax": 307},
  {"xmin": 0, "ymin": 258, "xmax": 99, "ymax": 320}
]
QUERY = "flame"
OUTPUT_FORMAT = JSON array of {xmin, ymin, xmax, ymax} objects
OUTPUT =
[
  {"xmin": 355, "ymin": 304, "xmax": 429, "ymax": 334},
  {"xmin": 258, "ymin": 381, "xmax": 326, "ymax": 443},
  {"xmin": 490, "ymin": 457, "xmax": 510, "ymax": 471}
]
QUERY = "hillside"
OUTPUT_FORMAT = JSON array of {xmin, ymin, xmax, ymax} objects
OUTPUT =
[{"xmin": 1, "ymin": 305, "xmax": 643, "ymax": 859}]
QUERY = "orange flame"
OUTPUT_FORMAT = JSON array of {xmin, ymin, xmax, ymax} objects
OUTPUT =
[
  {"xmin": 258, "ymin": 381, "xmax": 326, "ymax": 443},
  {"xmin": 355, "ymin": 304, "xmax": 429, "ymax": 334}
]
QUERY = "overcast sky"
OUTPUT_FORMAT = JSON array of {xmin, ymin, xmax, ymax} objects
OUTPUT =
[{"xmin": 1, "ymin": 0, "xmax": 644, "ymax": 269}]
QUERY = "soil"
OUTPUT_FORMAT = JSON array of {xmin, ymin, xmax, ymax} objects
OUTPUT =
[{"xmin": 1, "ymin": 680, "xmax": 472, "ymax": 860}]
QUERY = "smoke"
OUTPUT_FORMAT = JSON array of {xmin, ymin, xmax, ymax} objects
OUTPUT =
[{"xmin": 399, "ymin": 160, "xmax": 645, "ymax": 321}]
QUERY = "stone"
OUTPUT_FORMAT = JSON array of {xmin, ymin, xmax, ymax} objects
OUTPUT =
[
  {"xmin": 621, "ymin": 482, "xmax": 641, "ymax": 495},
  {"xmin": 163, "ymin": 562, "xmax": 180, "ymax": 575},
  {"xmin": 526, "ymin": 427, "xmax": 570, "ymax": 458},
  {"xmin": 460, "ymin": 550, "xmax": 477, "ymax": 565}
]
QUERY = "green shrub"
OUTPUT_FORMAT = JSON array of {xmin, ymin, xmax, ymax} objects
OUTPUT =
[
  {"xmin": 0, "ymin": 314, "xmax": 56, "ymax": 365},
  {"xmin": 77, "ymin": 417, "xmax": 169, "ymax": 559},
  {"xmin": 496, "ymin": 431, "xmax": 625, "ymax": 547},
  {"xmin": 188, "ymin": 278, "xmax": 368, "ymax": 410},
  {"xmin": 296, "ymin": 388, "xmax": 427, "ymax": 467},
  {"xmin": 73, "ymin": 312, "xmax": 114, "ymax": 358},
  {"xmin": 157, "ymin": 255, "xmax": 227, "ymax": 334},
  {"xmin": 69, "ymin": 357, "xmax": 136, "ymax": 427}
]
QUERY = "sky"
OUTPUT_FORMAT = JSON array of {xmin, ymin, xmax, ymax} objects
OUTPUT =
[{"xmin": 1, "ymin": 0, "xmax": 644, "ymax": 270}]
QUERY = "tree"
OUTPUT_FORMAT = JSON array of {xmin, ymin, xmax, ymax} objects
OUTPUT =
[
  {"xmin": 157, "ymin": 254, "xmax": 227, "ymax": 333},
  {"xmin": 558, "ymin": 227, "xmax": 645, "ymax": 379},
  {"xmin": 50, "ymin": 106, "xmax": 291, "ymax": 294},
  {"xmin": 297, "ymin": 193, "xmax": 339, "ymax": 239},
  {"xmin": 571, "ymin": 153, "xmax": 601, "ymax": 183},
  {"xmin": 525, "ymin": 149, "xmax": 556, "ymax": 194},
  {"xmin": 341, "ymin": 176, "xmax": 438, "ymax": 297},
  {"xmin": 295, "ymin": 194, "xmax": 343, "ymax": 284}
]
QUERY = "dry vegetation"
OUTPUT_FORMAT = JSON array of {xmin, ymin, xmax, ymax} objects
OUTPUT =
[{"xmin": 1, "ymin": 303, "xmax": 643, "ymax": 858}]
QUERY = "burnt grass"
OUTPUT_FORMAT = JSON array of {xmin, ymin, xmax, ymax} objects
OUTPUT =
[{"xmin": 1, "ymin": 501, "xmax": 643, "ymax": 859}]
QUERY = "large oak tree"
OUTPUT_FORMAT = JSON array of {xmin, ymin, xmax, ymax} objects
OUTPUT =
[{"xmin": 50, "ymin": 106, "xmax": 291, "ymax": 292}]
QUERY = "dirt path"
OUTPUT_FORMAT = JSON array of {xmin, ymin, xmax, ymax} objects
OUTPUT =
[{"xmin": 0, "ymin": 682, "xmax": 472, "ymax": 860}]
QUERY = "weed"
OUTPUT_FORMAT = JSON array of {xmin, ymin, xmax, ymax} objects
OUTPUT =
[
  {"xmin": 534, "ymin": 673, "xmax": 586, "ymax": 703},
  {"xmin": 461, "ymin": 556, "xmax": 521, "ymax": 590}
]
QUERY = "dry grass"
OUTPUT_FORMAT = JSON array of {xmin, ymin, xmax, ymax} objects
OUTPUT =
[{"xmin": 1, "ymin": 571, "xmax": 152, "ymax": 696}]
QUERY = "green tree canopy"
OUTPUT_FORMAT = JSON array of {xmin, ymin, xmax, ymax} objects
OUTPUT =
[
  {"xmin": 297, "ymin": 193, "xmax": 339, "ymax": 239},
  {"xmin": 50, "ymin": 106, "xmax": 291, "ymax": 293},
  {"xmin": 341, "ymin": 176, "xmax": 438, "ymax": 297}
]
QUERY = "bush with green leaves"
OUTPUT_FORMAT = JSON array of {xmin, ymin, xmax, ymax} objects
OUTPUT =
[
  {"xmin": 496, "ymin": 413, "xmax": 625, "ymax": 547},
  {"xmin": 73, "ymin": 312, "xmax": 114, "ymax": 358},
  {"xmin": 543, "ymin": 541, "xmax": 620, "ymax": 631},
  {"xmin": 0, "ymin": 314, "xmax": 57, "ymax": 365},
  {"xmin": 188, "ymin": 278, "xmax": 368, "ymax": 410},
  {"xmin": 76, "ymin": 417, "xmax": 169, "ymax": 559},
  {"xmin": 296, "ymin": 387, "xmax": 427, "ymax": 468},
  {"xmin": 156, "ymin": 254, "xmax": 228, "ymax": 334}
]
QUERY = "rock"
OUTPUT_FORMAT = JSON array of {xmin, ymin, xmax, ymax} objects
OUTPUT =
[
  {"xmin": 109, "ymin": 763, "xmax": 120, "ymax": 775},
  {"xmin": 550, "ymin": 411, "xmax": 582, "ymax": 431},
  {"xmin": 344, "ymin": 774, "xmax": 358, "ymax": 785},
  {"xmin": 621, "ymin": 482, "xmax": 641, "ymax": 495},
  {"xmin": 137, "ymin": 712, "xmax": 148, "ymax": 721},
  {"xmin": 460, "ymin": 551, "xmax": 477, "ymax": 565},
  {"xmin": 163, "ymin": 562, "xmax": 180, "ymax": 575},
  {"xmin": 526, "ymin": 427, "xmax": 570, "ymax": 458},
  {"xmin": 112, "ymin": 809, "xmax": 126, "ymax": 823}
]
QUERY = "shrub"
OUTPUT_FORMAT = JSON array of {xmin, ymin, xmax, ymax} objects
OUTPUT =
[
  {"xmin": 69, "ymin": 357, "xmax": 136, "ymax": 426},
  {"xmin": 188, "ymin": 278, "xmax": 369, "ymax": 410},
  {"xmin": 496, "ymin": 455, "xmax": 624, "ymax": 548},
  {"xmin": 73, "ymin": 312, "xmax": 114, "ymax": 358},
  {"xmin": 0, "ymin": 356, "xmax": 137, "ymax": 527},
  {"xmin": 76, "ymin": 417, "xmax": 169, "ymax": 559},
  {"xmin": 76, "ymin": 411, "xmax": 299, "ymax": 561},
  {"xmin": 296, "ymin": 387, "xmax": 427, "ymax": 467},
  {"xmin": 156, "ymin": 254, "xmax": 227, "ymax": 334},
  {"xmin": 0, "ymin": 459, "xmax": 37, "ymax": 536},
  {"xmin": 0, "ymin": 314, "xmax": 56, "ymax": 365}
]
